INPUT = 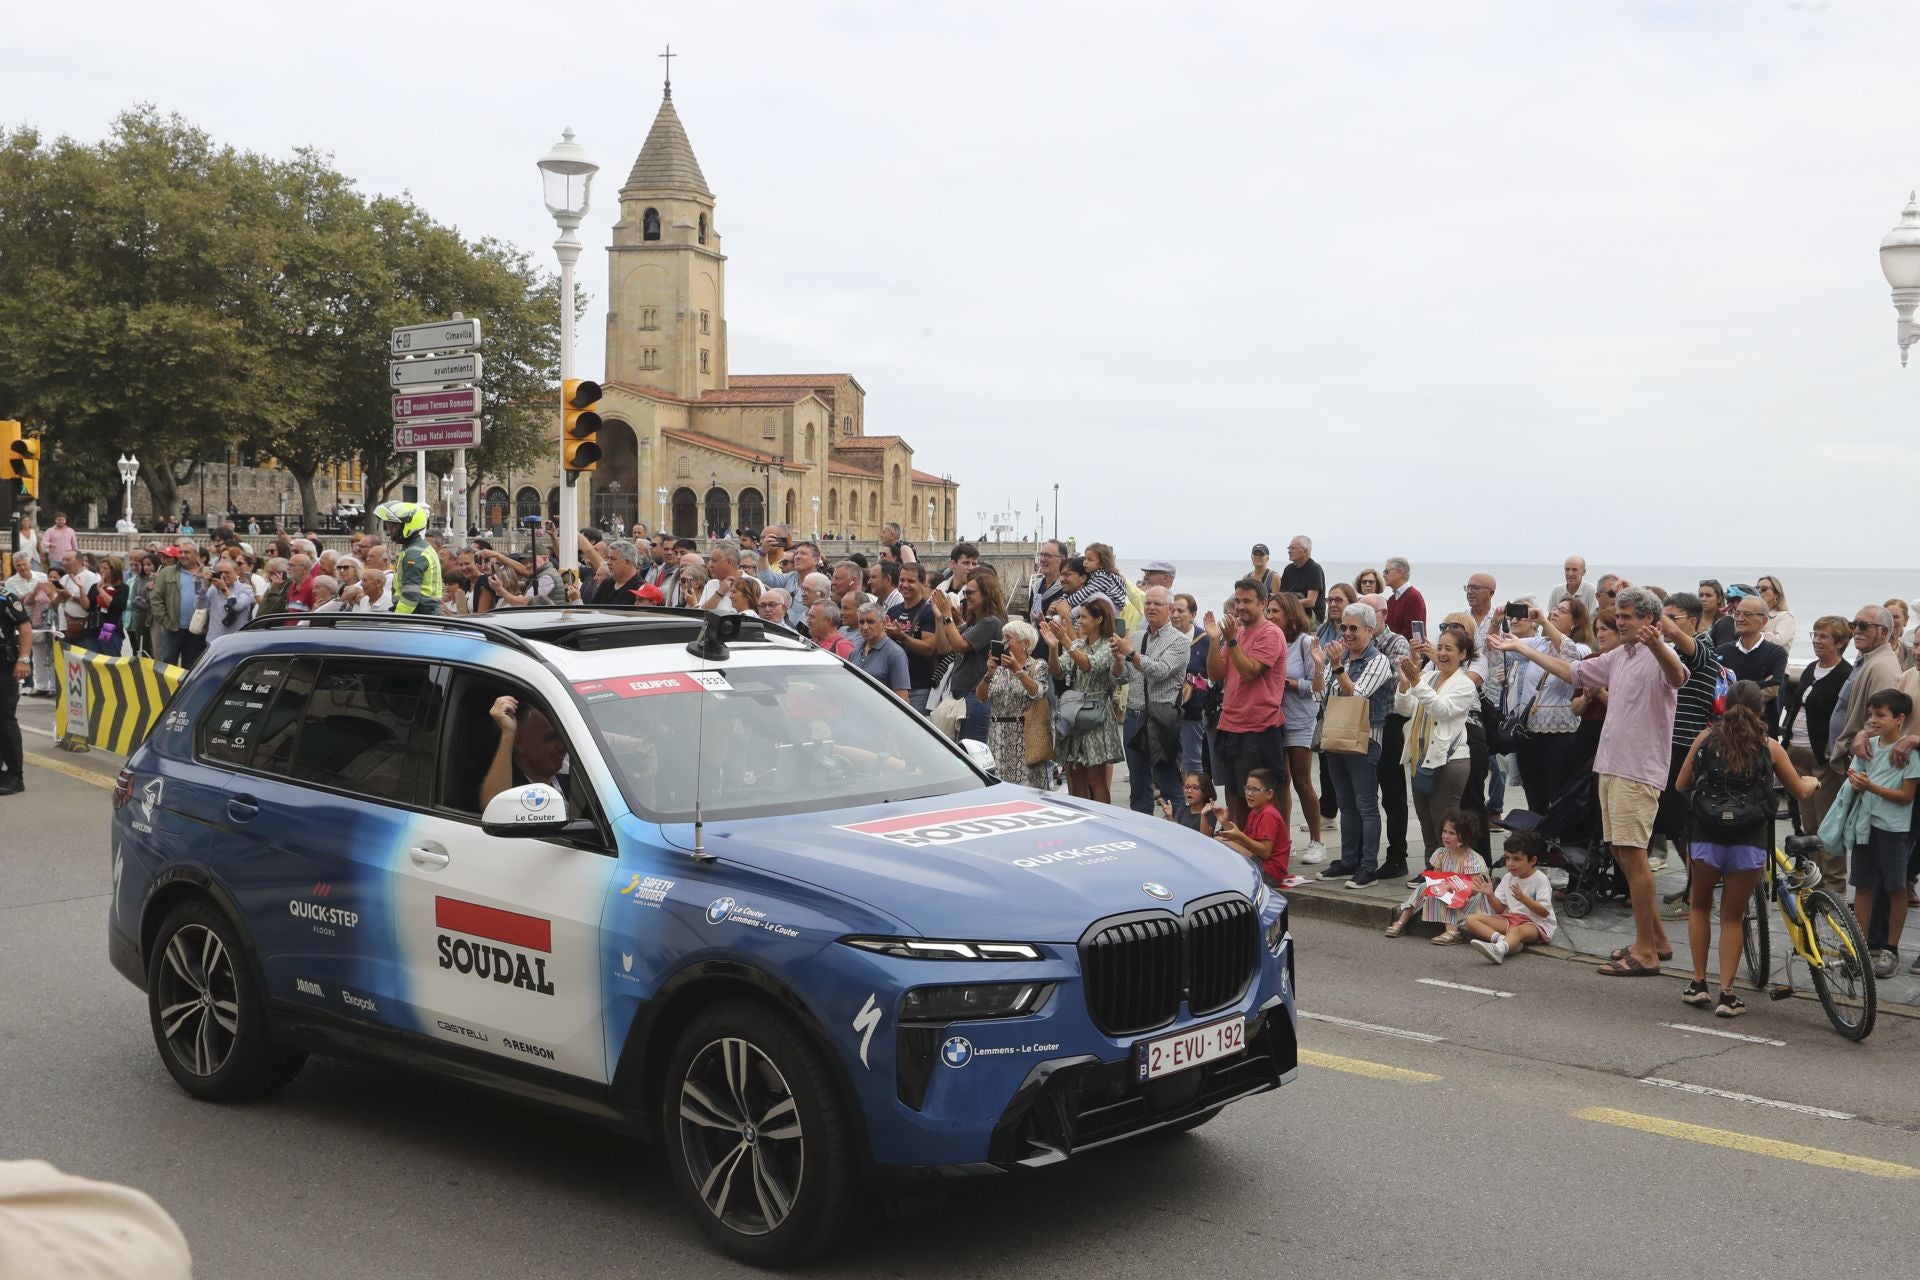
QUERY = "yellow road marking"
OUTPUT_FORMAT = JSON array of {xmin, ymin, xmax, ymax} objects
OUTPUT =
[
  {"xmin": 1299, "ymin": 1049, "xmax": 1440, "ymax": 1083},
  {"xmin": 24, "ymin": 754, "xmax": 116, "ymax": 790},
  {"xmin": 1574, "ymin": 1107, "xmax": 1919, "ymax": 1180}
]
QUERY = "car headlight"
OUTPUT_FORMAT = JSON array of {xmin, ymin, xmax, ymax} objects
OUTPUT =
[
  {"xmin": 842, "ymin": 937, "xmax": 1043, "ymax": 961},
  {"xmin": 1267, "ymin": 905, "xmax": 1290, "ymax": 956},
  {"xmin": 900, "ymin": 981, "xmax": 1051, "ymax": 1022}
]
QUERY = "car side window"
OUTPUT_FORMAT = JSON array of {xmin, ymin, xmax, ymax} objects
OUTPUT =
[
  {"xmin": 287, "ymin": 659, "xmax": 434, "ymax": 806},
  {"xmin": 435, "ymin": 669, "xmax": 595, "ymax": 835},
  {"xmin": 197, "ymin": 657, "xmax": 316, "ymax": 770}
]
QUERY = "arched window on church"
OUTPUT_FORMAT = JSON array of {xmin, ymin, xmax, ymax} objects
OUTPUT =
[
  {"xmin": 827, "ymin": 489, "xmax": 838, "ymax": 525},
  {"xmin": 698, "ymin": 213, "xmax": 707, "ymax": 245},
  {"xmin": 804, "ymin": 424, "xmax": 815, "ymax": 461},
  {"xmin": 867, "ymin": 492, "xmax": 878, "ymax": 526},
  {"xmin": 890, "ymin": 463, "xmax": 902, "ymax": 502},
  {"xmin": 643, "ymin": 208, "xmax": 661, "ymax": 241}
]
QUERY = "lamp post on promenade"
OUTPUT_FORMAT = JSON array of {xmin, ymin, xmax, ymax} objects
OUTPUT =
[
  {"xmin": 1880, "ymin": 193, "xmax": 1920, "ymax": 365},
  {"xmin": 537, "ymin": 127, "xmax": 599, "ymax": 573},
  {"xmin": 656, "ymin": 485, "xmax": 668, "ymax": 537},
  {"xmin": 117, "ymin": 454, "xmax": 139, "ymax": 536}
]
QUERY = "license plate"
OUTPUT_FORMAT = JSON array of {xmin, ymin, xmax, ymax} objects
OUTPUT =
[{"xmin": 1135, "ymin": 1016, "xmax": 1246, "ymax": 1082}]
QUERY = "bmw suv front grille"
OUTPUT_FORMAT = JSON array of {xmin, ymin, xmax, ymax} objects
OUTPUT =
[{"xmin": 1079, "ymin": 894, "xmax": 1258, "ymax": 1035}]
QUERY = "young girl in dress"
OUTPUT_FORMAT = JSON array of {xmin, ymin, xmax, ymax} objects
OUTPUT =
[
  {"xmin": 1383, "ymin": 809, "xmax": 1489, "ymax": 944},
  {"xmin": 1463, "ymin": 831, "xmax": 1556, "ymax": 964}
]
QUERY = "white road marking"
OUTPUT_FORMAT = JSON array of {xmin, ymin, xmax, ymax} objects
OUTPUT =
[
  {"xmin": 1300, "ymin": 1012, "xmax": 1445, "ymax": 1043},
  {"xmin": 1660, "ymin": 1022, "xmax": 1786, "ymax": 1047},
  {"xmin": 1417, "ymin": 978, "xmax": 1514, "ymax": 999},
  {"xmin": 1640, "ymin": 1077, "xmax": 1854, "ymax": 1120},
  {"xmin": 21, "ymin": 723, "xmax": 54, "ymax": 738}
]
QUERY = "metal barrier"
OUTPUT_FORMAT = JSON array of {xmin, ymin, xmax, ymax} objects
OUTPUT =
[{"xmin": 52, "ymin": 642, "xmax": 188, "ymax": 756}]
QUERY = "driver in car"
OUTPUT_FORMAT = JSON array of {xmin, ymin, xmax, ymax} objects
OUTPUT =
[{"xmin": 482, "ymin": 695, "xmax": 572, "ymax": 809}]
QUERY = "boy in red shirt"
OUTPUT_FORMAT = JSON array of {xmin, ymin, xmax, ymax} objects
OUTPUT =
[{"xmin": 1215, "ymin": 767, "xmax": 1291, "ymax": 883}]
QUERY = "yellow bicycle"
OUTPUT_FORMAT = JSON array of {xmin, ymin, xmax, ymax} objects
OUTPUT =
[{"xmin": 1740, "ymin": 835, "xmax": 1875, "ymax": 1040}]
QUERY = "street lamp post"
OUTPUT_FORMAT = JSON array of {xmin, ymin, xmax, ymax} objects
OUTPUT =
[
  {"xmin": 1052, "ymin": 483, "xmax": 1059, "ymax": 542},
  {"xmin": 811, "ymin": 495, "xmax": 820, "ymax": 541},
  {"xmin": 656, "ymin": 485, "xmax": 669, "ymax": 536},
  {"xmin": 117, "ymin": 454, "xmax": 139, "ymax": 536},
  {"xmin": 537, "ymin": 127, "xmax": 599, "ymax": 574},
  {"xmin": 1880, "ymin": 193, "xmax": 1920, "ymax": 366}
]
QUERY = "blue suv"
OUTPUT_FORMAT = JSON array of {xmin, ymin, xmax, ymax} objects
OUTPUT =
[{"xmin": 108, "ymin": 608, "xmax": 1296, "ymax": 1262}]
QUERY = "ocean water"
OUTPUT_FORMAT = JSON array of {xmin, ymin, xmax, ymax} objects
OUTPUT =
[{"xmin": 1119, "ymin": 559, "xmax": 1919, "ymax": 671}]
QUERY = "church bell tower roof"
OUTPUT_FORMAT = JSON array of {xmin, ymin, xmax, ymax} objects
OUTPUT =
[{"xmin": 623, "ymin": 93, "xmax": 711, "ymax": 198}]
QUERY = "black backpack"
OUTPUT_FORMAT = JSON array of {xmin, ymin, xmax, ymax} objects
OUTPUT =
[{"xmin": 1688, "ymin": 736, "xmax": 1772, "ymax": 835}]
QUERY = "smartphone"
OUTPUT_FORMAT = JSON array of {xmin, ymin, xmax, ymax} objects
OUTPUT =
[
  {"xmin": 988, "ymin": 638, "xmax": 1009, "ymax": 660},
  {"xmin": 1504, "ymin": 601, "xmax": 1530, "ymax": 621},
  {"xmin": 1411, "ymin": 621, "xmax": 1426, "ymax": 644}
]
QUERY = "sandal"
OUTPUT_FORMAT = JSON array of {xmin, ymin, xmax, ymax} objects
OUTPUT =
[
  {"xmin": 1433, "ymin": 928, "xmax": 1463, "ymax": 946},
  {"xmin": 1609, "ymin": 945, "xmax": 1673, "ymax": 963},
  {"xmin": 1384, "ymin": 917, "xmax": 1409, "ymax": 939},
  {"xmin": 1597, "ymin": 954, "xmax": 1662, "ymax": 977}
]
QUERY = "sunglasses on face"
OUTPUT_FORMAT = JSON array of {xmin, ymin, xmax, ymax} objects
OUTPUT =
[
  {"xmin": 1850, "ymin": 620, "xmax": 1882, "ymax": 631},
  {"xmin": 1340, "ymin": 624, "xmax": 1363, "ymax": 633}
]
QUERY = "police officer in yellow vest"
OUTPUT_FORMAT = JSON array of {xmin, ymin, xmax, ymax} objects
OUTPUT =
[{"xmin": 374, "ymin": 501, "xmax": 442, "ymax": 615}]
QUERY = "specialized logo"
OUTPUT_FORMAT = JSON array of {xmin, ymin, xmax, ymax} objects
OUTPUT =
[
  {"xmin": 1012, "ymin": 840, "xmax": 1137, "ymax": 870},
  {"xmin": 139, "ymin": 777, "xmax": 164, "ymax": 824},
  {"xmin": 852, "ymin": 994, "xmax": 882, "ymax": 1069},
  {"xmin": 618, "ymin": 874, "xmax": 673, "ymax": 907},
  {"xmin": 1142, "ymin": 882, "xmax": 1173, "ymax": 901},
  {"xmin": 839, "ymin": 800, "xmax": 1094, "ymax": 849},
  {"xmin": 941, "ymin": 1036, "xmax": 973, "ymax": 1069},
  {"xmin": 434, "ymin": 896, "xmax": 556, "ymax": 996},
  {"xmin": 289, "ymin": 887, "xmax": 359, "ymax": 936},
  {"xmin": 295, "ymin": 977, "xmax": 324, "ymax": 998}
]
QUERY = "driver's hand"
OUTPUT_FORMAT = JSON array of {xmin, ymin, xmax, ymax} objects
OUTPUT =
[{"xmin": 490, "ymin": 695, "xmax": 519, "ymax": 732}]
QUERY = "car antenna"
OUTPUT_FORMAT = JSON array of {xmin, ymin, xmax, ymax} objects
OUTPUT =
[{"xmin": 686, "ymin": 615, "xmax": 740, "ymax": 864}]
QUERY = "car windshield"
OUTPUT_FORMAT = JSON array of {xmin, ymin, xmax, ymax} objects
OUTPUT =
[{"xmin": 572, "ymin": 662, "xmax": 985, "ymax": 823}]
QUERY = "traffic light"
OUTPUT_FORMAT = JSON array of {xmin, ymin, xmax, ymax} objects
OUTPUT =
[
  {"xmin": 0, "ymin": 420, "xmax": 32, "ymax": 499},
  {"xmin": 562, "ymin": 379, "xmax": 602, "ymax": 475}
]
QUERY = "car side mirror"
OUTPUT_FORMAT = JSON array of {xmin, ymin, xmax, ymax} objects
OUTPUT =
[
  {"xmin": 961, "ymin": 738, "xmax": 999, "ymax": 779},
  {"xmin": 481, "ymin": 783, "xmax": 569, "ymax": 837}
]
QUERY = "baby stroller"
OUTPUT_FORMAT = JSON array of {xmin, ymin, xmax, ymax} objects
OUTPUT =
[{"xmin": 1491, "ymin": 772, "xmax": 1624, "ymax": 918}]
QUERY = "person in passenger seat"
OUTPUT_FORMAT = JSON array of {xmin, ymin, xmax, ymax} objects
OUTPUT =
[{"xmin": 481, "ymin": 695, "xmax": 572, "ymax": 810}]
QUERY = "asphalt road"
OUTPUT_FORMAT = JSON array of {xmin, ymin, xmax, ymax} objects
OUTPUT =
[{"xmin": 4, "ymin": 736, "xmax": 1918, "ymax": 1279}]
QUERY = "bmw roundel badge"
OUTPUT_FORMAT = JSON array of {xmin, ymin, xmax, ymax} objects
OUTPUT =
[
  {"xmin": 940, "ymin": 1036, "xmax": 973, "ymax": 1068},
  {"xmin": 705, "ymin": 897, "xmax": 736, "ymax": 925},
  {"xmin": 1142, "ymin": 882, "xmax": 1173, "ymax": 901}
]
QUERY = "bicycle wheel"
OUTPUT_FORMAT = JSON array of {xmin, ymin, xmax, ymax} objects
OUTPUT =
[
  {"xmin": 1804, "ymin": 889, "xmax": 1875, "ymax": 1041},
  {"xmin": 1740, "ymin": 880, "xmax": 1771, "ymax": 990}
]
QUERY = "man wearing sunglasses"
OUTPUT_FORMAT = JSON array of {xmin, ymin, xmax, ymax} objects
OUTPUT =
[{"xmin": 1817, "ymin": 606, "xmax": 1905, "ymax": 890}]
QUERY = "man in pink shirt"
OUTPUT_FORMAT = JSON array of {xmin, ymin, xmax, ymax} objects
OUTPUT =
[
  {"xmin": 1491, "ymin": 586, "xmax": 1686, "ymax": 975},
  {"xmin": 40, "ymin": 513, "xmax": 78, "ymax": 567},
  {"xmin": 1205, "ymin": 579, "xmax": 1289, "ymax": 827}
]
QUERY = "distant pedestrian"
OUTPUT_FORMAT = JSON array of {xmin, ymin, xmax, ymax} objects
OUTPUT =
[{"xmin": 1279, "ymin": 536, "xmax": 1326, "ymax": 623}]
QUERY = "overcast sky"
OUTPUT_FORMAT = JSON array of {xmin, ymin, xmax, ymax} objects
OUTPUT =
[{"xmin": 9, "ymin": 2, "xmax": 1920, "ymax": 567}]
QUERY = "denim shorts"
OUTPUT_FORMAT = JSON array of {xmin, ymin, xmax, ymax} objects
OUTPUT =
[{"xmin": 1689, "ymin": 842, "xmax": 1766, "ymax": 874}]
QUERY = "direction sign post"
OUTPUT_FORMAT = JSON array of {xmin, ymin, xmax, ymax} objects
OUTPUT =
[{"xmin": 389, "ymin": 315, "xmax": 483, "ymax": 546}]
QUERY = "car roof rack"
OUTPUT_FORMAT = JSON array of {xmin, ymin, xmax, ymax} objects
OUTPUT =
[
  {"xmin": 239, "ymin": 605, "xmax": 796, "ymax": 656},
  {"xmin": 241, "ymin": 611, "xmax": 547, "ymax": 660}
]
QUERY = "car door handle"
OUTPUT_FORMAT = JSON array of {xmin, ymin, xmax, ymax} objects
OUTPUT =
[
  {"xmin": 409, "ymin": 843, "xmax": 450, "ymax": 870},
  {"xmin": 226, "ymin": 797, "xmax": 260, "ymax": 822}
]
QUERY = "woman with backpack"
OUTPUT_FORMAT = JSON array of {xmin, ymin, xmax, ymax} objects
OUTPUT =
[{"xmin": 1676, "ymin": 679, "xmax": 1821, "ymax": 1017}]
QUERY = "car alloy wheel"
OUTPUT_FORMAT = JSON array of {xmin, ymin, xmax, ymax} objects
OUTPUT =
[
  {"xmin": 155, "ymin": 923, "xmax": 240, "ymax": 1077},
  {"xmin": 678, "ymin": 1036, "xmax": 806, "ymax": 1236}
]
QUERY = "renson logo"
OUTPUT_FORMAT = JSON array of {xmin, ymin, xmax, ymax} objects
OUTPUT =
[{"xmin": 838, "ymin": 801, "xmax": 1093, "ymax": 849}]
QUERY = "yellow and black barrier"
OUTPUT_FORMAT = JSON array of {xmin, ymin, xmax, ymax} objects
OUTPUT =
[{"xmin": 52, "ymin": 642, "xmax": 188, "ymax": 756}]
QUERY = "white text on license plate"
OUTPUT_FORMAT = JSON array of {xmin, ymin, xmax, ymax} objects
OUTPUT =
[{"xmin": 1136, "ymin": 1016, "xmax": 1245, "ymax": 1082}]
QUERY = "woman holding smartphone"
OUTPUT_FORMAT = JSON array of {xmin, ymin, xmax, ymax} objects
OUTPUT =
[{"xmin": 1045, "ymin": 595, "xmax": 1123, "ymax": 802}]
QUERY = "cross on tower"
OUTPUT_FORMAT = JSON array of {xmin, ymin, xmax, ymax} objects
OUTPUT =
[{"xmin": 660, "ymin": 45, "xmax": 675, "ymax": 99}]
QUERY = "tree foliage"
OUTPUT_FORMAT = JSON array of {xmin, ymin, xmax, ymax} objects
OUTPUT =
[{"xmin": 0, "ymin": 106, "xmax": 561, "ymax": 528}]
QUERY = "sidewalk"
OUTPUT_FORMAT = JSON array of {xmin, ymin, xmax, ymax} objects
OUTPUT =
[{"xmin": 1280, "ymin": 812, "xmax": 1920, "ymax": 1016}]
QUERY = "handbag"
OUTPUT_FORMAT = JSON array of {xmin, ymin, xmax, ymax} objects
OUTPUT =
[
  {"xmin": 1320, "ymin": 694, "xmax": 1371, "ymax": 755},
  {"xmin": 189, "ymin": 604, "xmax": 210, "ymax": 636},
  {"xmin": 1491, "ymin": 675, "xmax": 1546, "ymax": 755},
  {"xmin": 1023, "ymin": 697, "xmax": 1053, "ymax": 766},
  {"xmin": 1053, "ymin": 688, "xmax": 1111, "ymax": 742}
]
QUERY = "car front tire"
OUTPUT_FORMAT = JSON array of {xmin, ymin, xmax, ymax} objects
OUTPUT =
[
  {"xmin": 660, "ymin": 1000, "xmax": 861, "ymax": 1265},
  {"xmin": 146, "ymin": 899, "xmax": 305, "ymax": 1100}
]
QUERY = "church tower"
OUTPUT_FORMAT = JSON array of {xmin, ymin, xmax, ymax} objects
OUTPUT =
[{"xmin": 606, "ymin": 74, "xmax": 726, "ymax": 400}]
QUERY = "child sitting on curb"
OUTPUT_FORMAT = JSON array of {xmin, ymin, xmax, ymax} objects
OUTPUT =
[
  {"xmin": 1214, "ymin": 767, "xmax": 1290, "ymax": 884},
  {"xmin": 1465, "ymin": 831, "xmax": 1556, "ymax": 964},
  {"xmin": 1383, "ymin": 809, "xmax": 1488, "ymax": 944}
]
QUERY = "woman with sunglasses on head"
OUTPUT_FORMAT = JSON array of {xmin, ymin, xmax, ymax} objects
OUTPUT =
[
  {"xmin": 1043, "ymin": 594, "xmax": 1123, "ymax": 803},
  {"xmin": 1353, "ymin": 567, "xmax": 1385, "ymax": 599},
  {"xmin": 1753, "ymin": 575, "xmax": 1795, "ymax": 652}
]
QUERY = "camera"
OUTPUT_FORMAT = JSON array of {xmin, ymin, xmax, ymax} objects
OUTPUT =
[{"xmin": 1504, "ymin": 601, "xmax": 1530, "ymax": 621}]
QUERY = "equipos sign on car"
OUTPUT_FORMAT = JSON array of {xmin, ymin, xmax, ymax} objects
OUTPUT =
[{"xmin": 106, "ymin": 609, "xmax": 1296, "ymax": 1265}]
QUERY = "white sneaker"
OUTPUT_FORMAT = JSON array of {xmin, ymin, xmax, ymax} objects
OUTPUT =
[
  {"xmin": 1299, "ymin": 841, "xmax": 1327, "ymax": 865},
  {"xmin": 1469, "ymin": 937, "xmax": 1507, "ymax": 965}
]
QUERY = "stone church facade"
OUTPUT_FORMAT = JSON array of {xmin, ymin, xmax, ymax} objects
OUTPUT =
[{"xmin": 484, "ymin": 85, "xmax": 959, "ymax": 543}]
